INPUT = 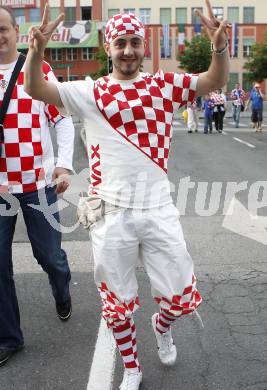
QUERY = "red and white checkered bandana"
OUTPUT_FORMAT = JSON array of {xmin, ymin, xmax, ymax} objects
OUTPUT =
[{"xmin": 105, "ymin": 13, "xmax": 145, "ymax": 44}]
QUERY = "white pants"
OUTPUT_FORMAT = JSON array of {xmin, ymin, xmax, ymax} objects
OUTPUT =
[
  {"xmin": 187, "ymin": 107, "xmax": 199, "ymax": 131},
  {"xmin": 91, "ymin": 203, "xmax": 202, "ymax": 327}
]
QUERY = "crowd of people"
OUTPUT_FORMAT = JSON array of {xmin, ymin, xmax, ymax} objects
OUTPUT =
[{"xmin": 185, "ymin": 82, "xmax": 265, "ymax": 134}]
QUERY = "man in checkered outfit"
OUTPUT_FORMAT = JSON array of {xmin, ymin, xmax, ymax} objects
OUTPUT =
[
  {"xmin": 210, "ymin": 89, "xmax": 227, "ymax": 132},
  {"xmin": 24, "ymin": 1, "xmax": 229, "ymax": 388},
  {"xmin": 0, "ymin": 6, "xmax": 74, "ymax": 367}
]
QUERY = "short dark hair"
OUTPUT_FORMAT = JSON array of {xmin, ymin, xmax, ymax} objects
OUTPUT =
[{"xmin": 0, "ymin": 6, "xmax": 17, "ymax": 27}]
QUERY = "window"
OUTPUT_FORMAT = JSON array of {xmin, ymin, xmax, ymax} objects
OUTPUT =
[
  {"xmin": 66, "ymin": 48, "xmax": 78, "ymax": 61},
  {"xmin": 243, "ymin": 7, "xmax": 254, "ymax": 23},
  {"xmin": 51, "ymin": 49, "xmax": 62, "ymax": 62},
  {"xmin": 160, "ymin": 38, "xmax": 172, "ymax": 59},
  {"xmin": 82, "ymin": 48, "xmax": 96, "ymax": 60},
  {"xmin": 212, "ymin": 7, "xmax": 223, "ymax": 20},
  {"xmin": 228, "ymin": 73, "xmax": 239, "ymax": 92},
  {"xmin": 108, "ymin": 9, "xmax": 120, "ymax": 18},
  {"xmin": 175, "ymin": 8, "xmax": 187, "ymax": 24},
  {"xmin": 160, "ymin": 8, "xmax": 171, "ymax": 25},
  {"xmin": 81, "ymin": 7, "xmax": 91, "ymax": 20},
  {"xmin": 29, "ymin": 8, "xmax": 40, "ymax": 22},
  {"xmin": 57, "ymin": 75, "xmax": 64, "ymax": 82},
  {"xmin": 69, "ymin": 75, "xmax": 79, "ymax": 81},
  {"xmin": 50, "ymin": 7, "xmax": 60, "ymax": 20},
  {"xmin": 124, "ymin": 9, "xmax": 135, "ymax": 15},
  {"xmin": 228, "ymin": 7, "xmax": 239, "ymax": 23},
  {"xmin": 243, "ymin": 37, "xmax": 255, "ymax": 57},
  {"xmin": 191, "ymin": 7, "xmax": 202, "ymax": 24},
  {"xmin": 139, "ymin": 9, "xmax": 151, "ymax": 25},
  {"xmin": 65, "ymin": 7, "xmax": 76, "ymax": 22},
  {"xmin": 13, "ymin": 9, "xmax": 25, "ymax": 24}
]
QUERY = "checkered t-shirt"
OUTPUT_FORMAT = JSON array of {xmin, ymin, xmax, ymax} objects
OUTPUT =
[
  {"xmin": 57, "ymin": 70, "xmax": 198, "ymax": 208},
  {"xmin": 0, "ymin": 61, "xmax": 73, "ymax": 193}
]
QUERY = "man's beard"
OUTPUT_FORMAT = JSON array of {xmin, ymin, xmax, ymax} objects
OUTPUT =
[{"xmin": 113, "ymin": 57, "xmax": 143, "ymax": 76}]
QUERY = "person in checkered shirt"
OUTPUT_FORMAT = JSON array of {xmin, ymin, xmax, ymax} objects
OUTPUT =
[
  {"xmin": 0, "ymin": 6, "xmax": 75, "ymax": 368},
  {"xmin": 210, "ymin": 89, "xmax": 227, "ymax": 133},
  {"xmin": 231, "ymin": 83, "xmax": 245, "ymax": 128},
  {"xmin": 24, "ymin": 2, "xmax": 230, "ymax": 388}
]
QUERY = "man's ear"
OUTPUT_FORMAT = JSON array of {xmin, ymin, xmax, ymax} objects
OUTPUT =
[
  {"xmin": 15, "ymin": 24, "xmax": 19, "ymax": 36},
  {"xmin": 104, "ymin": 43, "xmax": 110, "ymax": 57}
]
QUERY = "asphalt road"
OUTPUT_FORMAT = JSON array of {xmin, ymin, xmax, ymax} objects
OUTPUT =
[{"xmin": 2, "ymin": 120, "xmax": 267, "ymax": 390}]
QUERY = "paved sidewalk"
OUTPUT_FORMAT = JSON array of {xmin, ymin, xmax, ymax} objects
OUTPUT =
[
  {"xmin": 11, "ymin": 236, "xmax": 267, "ymax": 390},
  {"xmin": 114, "ymin": 266, "xmax": 267, "ymax": 390}
]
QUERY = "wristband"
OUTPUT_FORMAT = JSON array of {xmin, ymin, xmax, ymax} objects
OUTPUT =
[{"xmin": 211, "ymin": 41, "xmax": 229, "ymax": 55}]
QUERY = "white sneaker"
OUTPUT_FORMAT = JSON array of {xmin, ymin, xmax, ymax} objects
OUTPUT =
[
  {"xmin": 151, "ymin": 313, "xmax": 177, "ymax": 366},
  {"xmin": 119, "ymin": 370, "xmax": 142, "ymax": 390}
]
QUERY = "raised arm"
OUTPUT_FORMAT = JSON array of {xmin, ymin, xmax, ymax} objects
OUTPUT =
[
  {"xmin": 24, "ymin": 4, "xmax": 64, "ymax": 107},
  {"xmin": 195, "ymin": 0, "xmax": 230, "ymax": 96}
]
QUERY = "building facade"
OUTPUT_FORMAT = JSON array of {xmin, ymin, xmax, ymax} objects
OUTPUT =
[
  {"xmin": 103, "ymin": 0, "xmax": 267, "ymax": 24},
  {"xmin": 0, "ymin": 0, "xmax": 101, "ymax": 80},
  {"xmin": 101, "ymin": 0, "xmax": 267, "ymax": 92},
  {"xmin": 1, "ymin": 0, "xmax": 267, "ymax": 92}
]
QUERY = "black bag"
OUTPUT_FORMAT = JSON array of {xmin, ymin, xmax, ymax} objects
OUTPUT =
[
  {"xmin": 0, "ymin": 54, "xmax": 26, "ymax": 157},
  {"xmin": 241, "ymin": 104, "xmax": 245, "ymax": 112}
]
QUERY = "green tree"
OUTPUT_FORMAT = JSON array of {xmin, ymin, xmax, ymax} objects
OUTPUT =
[
  {"xmin": 90, "ymin": 46, "xmax": 109, "ymax": 79},
  {"xmin": 178, "ymin": 31, "xmax": 212, "ymax": 73},
  {"xmin": 244, "ymin": 32, "xmax": 267, "ymax": 82}
]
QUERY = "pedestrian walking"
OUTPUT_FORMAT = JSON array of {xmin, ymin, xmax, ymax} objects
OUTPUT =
[
  {"xmin": 246, "ymin": 82, "xmax": 265, "ymax": 132},
  {"xmin": 0, "ymin": 6, "xmax": 74, "ymax": 367},
  {"xmin": 24, "ymin": 2, "xmax": 229, "ymax": 388},
  {"xmin": 203, "ymin": 93, "xmax": 215, "ymax": 134},
  {"xmin": 231, "ymin": 83, "xmax": 245, "ymax": 128},
  {"xmin": 187, "ymin": 100, "xmax": 199, "ymax": 133},
  {"xmin": 211, "ymin": 89, "xmax": 226, "ymax": 132}
]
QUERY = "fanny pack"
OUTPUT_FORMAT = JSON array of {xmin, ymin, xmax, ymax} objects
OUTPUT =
[{"xmin": 77, "ymin": 195, "xmax": 123, "ymax": 229}]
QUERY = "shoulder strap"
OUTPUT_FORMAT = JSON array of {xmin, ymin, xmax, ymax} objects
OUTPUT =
[{"xmin": 0, "ymin": 53, "xmax": 26, "ymax": 125}]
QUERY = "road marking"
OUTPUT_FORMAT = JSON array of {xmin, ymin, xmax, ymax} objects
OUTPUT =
[
  {"xmin": 222, "ymin": 131, "xmax": 227, "ymax": 135},
  {"xmin": 232, "ymin": 137, "xmax": 256, "ymax": 148},
  {"xmin": 87, "ymin": 317, "xmax": 117, "ymax": 390}
]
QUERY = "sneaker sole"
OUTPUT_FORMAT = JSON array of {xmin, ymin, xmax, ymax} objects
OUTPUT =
[
  {"xmin": 0, "ymin": 345, "xmax": 24, "ymax": 367},
  {"xmin": 58, "ymin": 307, "xmax": 72, "ymax": 321},
  {"xmin": 0, "ymin": 355, "xmax": 10, "ymax": 367}
]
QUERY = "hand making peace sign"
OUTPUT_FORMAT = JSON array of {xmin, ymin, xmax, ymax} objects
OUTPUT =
[
  {"xmin": 28, "ymin": 3, "xmax": 64, "ymax": 55},
  {"xmin": 195, "ymin": 0, "xmax": 230, "ymax": 51}
]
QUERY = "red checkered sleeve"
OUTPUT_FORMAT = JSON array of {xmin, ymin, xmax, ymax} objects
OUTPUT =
[
  {"xmin": 42, "ymin": 61, "xmax": 65, "ymax": 125},
  {"xmin": 163, "ymin": 71, "xmax": 198, "ymax": 108},
  {"xmin": 44, "ymin": 104, "xmax": 64, "ymax": 125}
]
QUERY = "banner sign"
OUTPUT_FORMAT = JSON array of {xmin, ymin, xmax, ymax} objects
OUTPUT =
[
  {"xmin": 230, "ymin": 23, "xmax": 238, "ymax": 57},
  {"xmin": 0, "ymin": 0, "xmax": 36, "ymax": 8},
  {"xmin": 17, "ymin": 20, "xmax": 99, "ymax": 49},
  {"xmin": 162, "ymin": 24, "xmax": 170, "ymax": 58}
]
